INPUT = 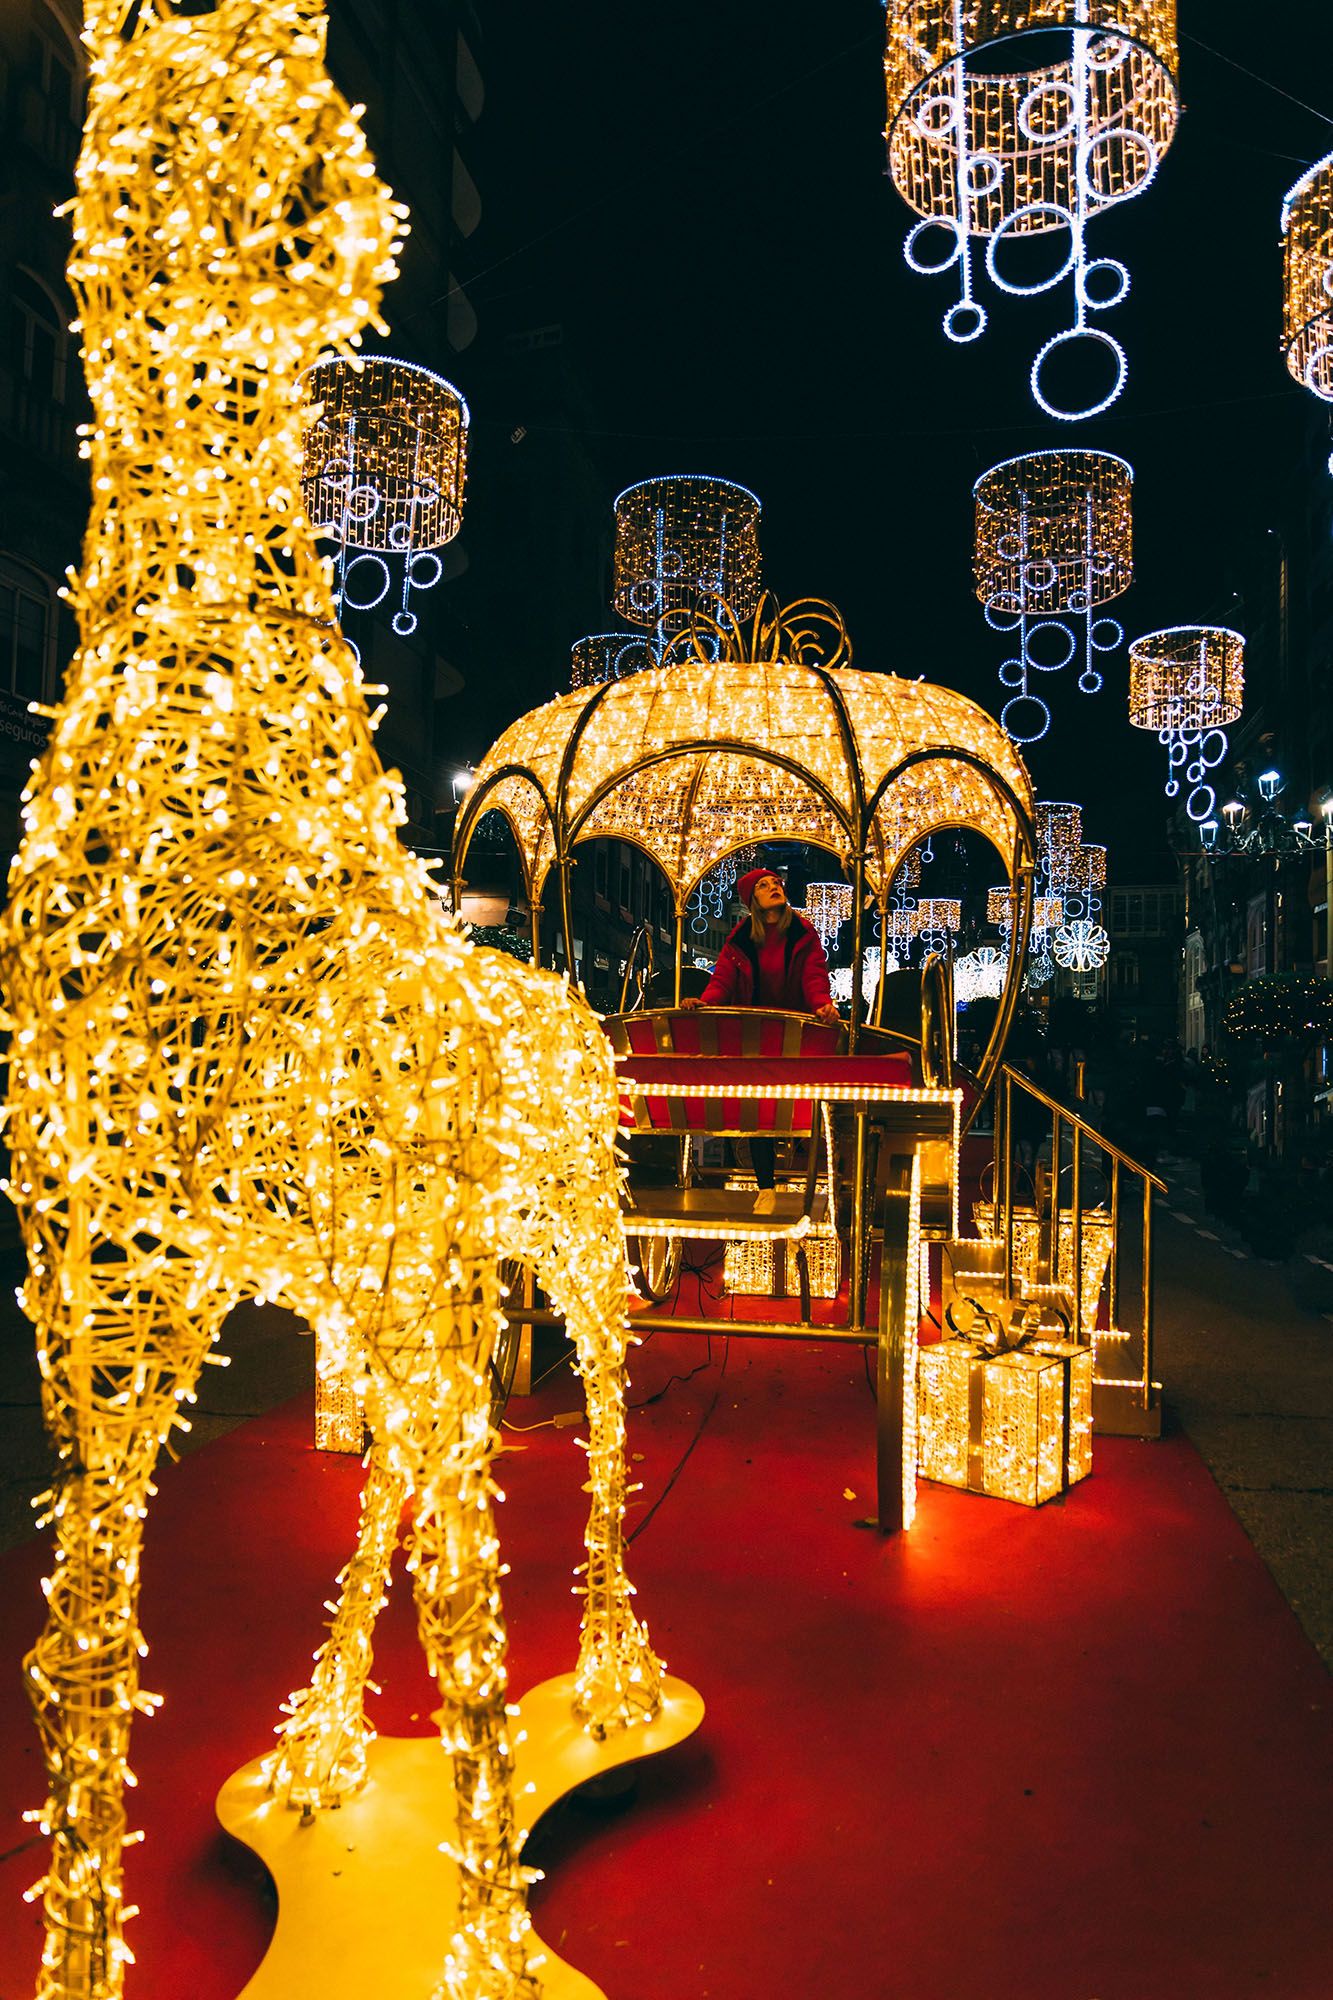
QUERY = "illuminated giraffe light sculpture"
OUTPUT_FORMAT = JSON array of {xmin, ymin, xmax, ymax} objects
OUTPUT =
[{"xmin": 0, "ymin": 4, "xmax": 695, "ymax": 1996}]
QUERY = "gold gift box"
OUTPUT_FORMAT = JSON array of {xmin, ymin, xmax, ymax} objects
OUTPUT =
[{"xmin": 918, "ymin": 1336, "xmax": 1093, "ymax": 1507}]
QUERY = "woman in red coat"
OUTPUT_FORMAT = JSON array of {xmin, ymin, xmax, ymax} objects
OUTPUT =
[
  {"xmin": 681, "ymin": 867, "xmax": 839, "ymax": 1190},
  {"xmin": 684, "ymin": 868, "xmax": 841, "ymax": 1020}
]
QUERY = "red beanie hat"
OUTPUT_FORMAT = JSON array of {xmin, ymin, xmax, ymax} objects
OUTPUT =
[{"xmin": 736, "ymin": 867, "xmax": 778, "ymax": 908}]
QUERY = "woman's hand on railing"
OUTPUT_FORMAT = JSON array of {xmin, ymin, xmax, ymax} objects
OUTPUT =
[{"xmin": 678, "ymin": 996, "xmax": 702, "ymax": 1011}]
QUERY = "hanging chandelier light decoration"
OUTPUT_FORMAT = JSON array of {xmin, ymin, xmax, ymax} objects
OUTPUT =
[
  {"xmin": 974, "ymin": 451, "xmax": 1133, "ymax": 745},
  {"xmin": 988, "ymin": 886, "xmax": 1062, "ymax": 934},
  {"xmin": 914, "ymin": 897, "xmax": 962, "ymax": 954},
  {"xmin": 1281, "ymin": 152, "xmax": 1333, "ymax": 406},
  {"xmin": 569, "ymin": 632, "xmax": 658, "ymax": 691},
  {"xmin": 1128, "ymin": 626, "xmax": 1245, "ymax": 822},
  {"xmin": 1052, "ymin": 840, "xmax": 1110, "ymax": 970},
  {"xmin": 302, "ymin": 355, "xmax": 468, "ymax": 646},
  {"xmin": 884, "ymin": 2, "xmax": 1179, "ymax": 420},
  {"xmin": 1034, "ymin": 799, "xmax": 1084, "ymax": 895},
  {"xmin": 686, "ymin": 846, "xmax": 759, "ymax": 935},
  {"xmin": 804, "ymin": 881, "xmax": 854, "ymax": 951},
  {"xmin": 611, "ymin": 476, "xmax": 763, "ymax": 647}
]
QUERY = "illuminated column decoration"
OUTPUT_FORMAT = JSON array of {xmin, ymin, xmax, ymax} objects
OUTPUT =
[
  {"xmin": 1, "ymin": 8, "xmax": 665, "ymax": 1995},
  {"xmin": 1282, "ymin": 153, "xmax": 1333, "ymax": 403},
  {"xmin": 302, "ymin": 355, "xmax": 468, "ymax": 644},
  {"xmin": 885, "ymin": 2, "xmax": 1179, "ymax": 419},
  {"xmin": 804, "ymin": 881, "xmax": 853, "ymax": 950},
  {"xmin": 1128, "ymin": 626, "xmax": 1245, "ymax": 822},
  {"xmin": 569, "ymin": 631, "xmax": 657, "ymax": 691},
  {"xmin": 974, "ymin": 450, "xmax": 1132, "ymax": 744},
  {"xmin": 611, "ymin": 475, "xmax": 763, "ymax": 641}
]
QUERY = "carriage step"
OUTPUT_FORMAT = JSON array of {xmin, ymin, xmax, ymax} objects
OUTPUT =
[{"xmin": 623, "ymin": 1187, "xmax": 828, "ymax": 1238}]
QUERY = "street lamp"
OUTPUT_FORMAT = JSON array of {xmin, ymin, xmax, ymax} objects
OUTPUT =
[{"xmin": 1257, "ymin": 768, "xmax": 1282, "ymax": 802}]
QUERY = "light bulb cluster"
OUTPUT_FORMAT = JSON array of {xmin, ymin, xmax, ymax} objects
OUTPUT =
[{"xmin": 2, "ymin": 9, "xmax": 662, "ymax": 1994}]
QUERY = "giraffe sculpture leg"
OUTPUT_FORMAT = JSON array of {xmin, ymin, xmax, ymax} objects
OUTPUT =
[
  {"xmin": 20, "ymin": 1225, "xmax": 229, "ymax": 2000},
  {"xmin": 406, "ymin": 1368, "xmax": 542, "ymax": 2000},
  {"xmin": 264, "ymin": 1438, "xmax": 409, "ymax": 1808}
]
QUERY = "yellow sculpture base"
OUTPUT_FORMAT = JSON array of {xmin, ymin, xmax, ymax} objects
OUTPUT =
[{"xmin": 216, "ymin": 1672, "xmax": 705, "ymax": 1999}]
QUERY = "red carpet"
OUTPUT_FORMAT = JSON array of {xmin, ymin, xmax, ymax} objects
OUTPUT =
[{"xmin": 2, "ymin": 1327, "xmax": 1330, "ymax": 2000}]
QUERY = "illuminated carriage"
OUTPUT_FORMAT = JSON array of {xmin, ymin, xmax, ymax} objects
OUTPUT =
[{"xmin": 453, "ymin": 601, "xmax": 1045, "ymax": 1527}]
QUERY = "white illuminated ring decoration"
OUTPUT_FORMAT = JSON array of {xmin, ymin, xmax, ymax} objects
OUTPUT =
[
  {"xmin": 905, "ymin": 215, "xmax": 965, "ymax": 273},
  {"xmin": 341, "ymin": 553, "xmax": 391, "ymax": 612},
  {"xmin": 1001, "ymin": 692, "xmax": 1052, "ymax": 745},
  {"xmin": 985, "ymin": 202, "xmax": 1077, "ymax": 297},
  {"xmin": 1030, "ymin": 326, "xmax": 1129, "ymax": 423}
]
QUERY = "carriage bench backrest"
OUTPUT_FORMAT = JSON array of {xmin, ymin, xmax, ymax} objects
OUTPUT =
[{"xmin": 602, "ymin": 1010, "xmax": 913, "ymax": 1138}]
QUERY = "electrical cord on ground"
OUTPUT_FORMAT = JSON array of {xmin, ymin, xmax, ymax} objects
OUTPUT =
[
  {"xmin": 627, "ymin": 1338, "xmax": 730, "ymax": 1546},
  {"xmin": 628, "ymin": 1336, "xmax": 714, "ymax": 1412}
]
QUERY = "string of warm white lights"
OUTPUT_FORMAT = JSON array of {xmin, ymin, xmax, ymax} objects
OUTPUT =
[
  {"xmin": 804, "ymin": 880, "xmax": 854, "ymax": 950},
  {"xmin": 1128, "ymin": 625, "xmax": 1245, "ymax": 822},
  {"xmin": 884, "ymin": 1, "xmax": 1179, "ymax": 419},
  {"xmin": 1, "ymin": 9, "xmax": 662, "ymax": 1996},
  {"xmin": 974, "ymin": 451, "xmax": 1132, "ymax": 745}
]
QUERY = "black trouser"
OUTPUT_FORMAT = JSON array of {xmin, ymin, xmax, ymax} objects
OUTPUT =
[{"xmin": 748, "ymin": 1138, "xmax": 775, "ymax": 1189}]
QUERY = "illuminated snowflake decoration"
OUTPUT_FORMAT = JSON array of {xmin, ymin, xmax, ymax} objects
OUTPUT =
[
  {"xmin": 885, "ymin": 3, "xmax": 1180, "ymax": 421},
  {"xmin": 953, "ymin": 945, "xmax": 1008, "ymax": 1003},
  {"xmin": 1026, "ymin": 949, "xmax": 1057, "ymax": 988},
  {"xmin": 830, "ymin": 945, "xmax": 898, "ymax": 1009},
  {"xmin": 1052, "ymin": 920, "xmax": 1110, "ymax": 971}
]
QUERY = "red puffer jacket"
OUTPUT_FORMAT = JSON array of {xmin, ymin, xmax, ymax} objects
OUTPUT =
[{"xmin": 699, "ymin": 914, "xmax": 833, "ymax": 1012}]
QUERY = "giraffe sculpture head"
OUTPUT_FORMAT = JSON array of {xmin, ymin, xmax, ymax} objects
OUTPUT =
[{"xmin": 74, "ymin": 0, "xmax": 402, "ymax": 392}]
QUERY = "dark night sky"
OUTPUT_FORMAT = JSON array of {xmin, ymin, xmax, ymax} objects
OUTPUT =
[{"xmin": 437, "ymin": 4, "xmax": 1333, "ymax": 875}]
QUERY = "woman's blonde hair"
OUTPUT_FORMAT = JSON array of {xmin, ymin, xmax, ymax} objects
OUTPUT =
[{"xmin": 748, "ymin": 900, "xmax": 794, "ymax": 947}]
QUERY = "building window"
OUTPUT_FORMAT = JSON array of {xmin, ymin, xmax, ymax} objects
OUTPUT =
[
  {"xmin": 9, "ymin": 267, "xmax": 68, "ymax": 405},
  {"xmin": 0, "ymin": 561, "xmax": 57, "ymax": 702}
]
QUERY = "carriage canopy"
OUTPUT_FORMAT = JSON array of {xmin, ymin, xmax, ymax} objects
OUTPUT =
[{"xmin": 453, "ymin": 602, "xmax": 1036, "ymax": 913}]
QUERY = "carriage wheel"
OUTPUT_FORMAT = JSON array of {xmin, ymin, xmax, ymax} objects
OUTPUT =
[{"xmin": 626, "ymin": 1233, "xmax": 682, "ymax": 1305}]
